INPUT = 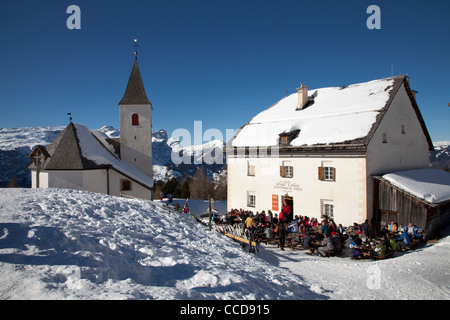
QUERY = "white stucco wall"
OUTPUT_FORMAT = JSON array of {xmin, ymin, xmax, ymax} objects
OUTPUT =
[
  {"xmin": 227, "ymin": 155, "xmax": 367, "ymax": 226},
  {"xmin": 365, "ymin": 83, "xmax": 431, "ymax": 219},
  {"xmin": 31, "ymin": 169, "xmax": 152, "ymax": 200},
  {"xmin": 119, "ymin": 104, "xmax": 153, "ymax": 178}
]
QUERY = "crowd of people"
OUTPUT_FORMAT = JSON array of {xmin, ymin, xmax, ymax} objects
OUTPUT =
[{"xmin": 213, "ymin": 204, "xmax": 424, "ymax": 260}]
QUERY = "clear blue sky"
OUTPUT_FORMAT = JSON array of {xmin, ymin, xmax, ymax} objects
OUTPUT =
[{"xmin": 0, "ymin": 0, "xmax": 449, "ymax": 142}]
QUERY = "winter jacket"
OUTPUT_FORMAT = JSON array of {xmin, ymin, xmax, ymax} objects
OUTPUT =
[
  {"xmin": 320, "ymin": 223, "xmax": 329, "ymax": 235},
  {"xmin": 373, "ymin": 241, "xmax": 386, "ymax": 257},
  {"xmin": 302, "ymin": 234, "xmax": 312, "ymax": 248},
  {"xmin": 360, "ymin": 222, "xmax": 371, "ymax": 236},
  {"xmin": 331, "ymin": 234, "xmax": 341, "ymax": 250},
  {"xmin": 322, "ymin": 237, "xmax": 335, "ymax": 251},
  {"xmin": 277, "ymin": 225, "xmax": 287, "ymax": 238},
  {"xmin": 398, "ymin": 231, "xmax": 411, "ymax": 244},
  {"xmin": 245, "ymin": 217, "xmax": 256, "ymax": 228}
]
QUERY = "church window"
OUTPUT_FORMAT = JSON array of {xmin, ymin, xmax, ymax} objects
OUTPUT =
[
  {"xmin": 121, "ymin": 179, "xmax": 132, "ymax": 191},
  {"xmin": 132, "ymin": 113, "xmax": 139, "ymax": 126}
]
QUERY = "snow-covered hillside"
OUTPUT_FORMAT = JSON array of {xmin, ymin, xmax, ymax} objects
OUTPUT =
[
  {"xmin": 0, "ymin": 125, "xmax": 225, "ymax": 187},
  {"xmin": 0, "ymin": 188, "xmax": 317, "ymax": 300},
  {"xmin": 0, "ymin": 188, "xmax": 449, "ymax": 300}
]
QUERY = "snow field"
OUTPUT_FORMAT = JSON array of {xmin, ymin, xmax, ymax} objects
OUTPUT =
[
  {"xmin": 0, "ymin": 188, "xmax": 318, "ymax": 300},
  {"xmin": 0, "ymin": 188, "xmax": 449, "ymax": 300}
]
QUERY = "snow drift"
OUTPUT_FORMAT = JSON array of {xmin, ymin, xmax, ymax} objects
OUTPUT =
[{"xmin": 0, "ymin": 188, "xmax": 319, "ymax": 300}]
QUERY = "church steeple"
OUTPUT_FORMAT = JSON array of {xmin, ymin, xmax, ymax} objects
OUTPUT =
[
  {"xmin": 118, "ymin": 40, "xmax": 152, "ymax": 107},
  {"xmin": 118, "ymin": 40, "xmax": 153, "ymax": 180}
]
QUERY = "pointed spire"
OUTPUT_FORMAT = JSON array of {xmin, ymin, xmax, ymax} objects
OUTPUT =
[{"xmin": 118, "ymin": 43, "xmax": 151, "ymax": 106}]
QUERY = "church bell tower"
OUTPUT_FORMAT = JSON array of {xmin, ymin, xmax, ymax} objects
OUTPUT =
[{"xmin": 118, "ymin": 39, "xmax": 153, "ymax": 179}]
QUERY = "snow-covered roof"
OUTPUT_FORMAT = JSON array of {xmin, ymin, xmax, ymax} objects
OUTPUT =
[
  {"xmin": 381, "ymin": 168, "xmax": 450, "ymax": 205},
  {"xmin": 231, "ymin": 76, "xmax": 403, "ymax": 148},
  {"xmin": 29, "ymin": 123, "xmax": 153, "ymax": 189},
  {"xmin": 75, "ymin": 124, "xmax": 153, "ymax": 188}
]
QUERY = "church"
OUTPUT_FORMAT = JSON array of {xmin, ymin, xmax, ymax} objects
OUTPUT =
[
  {"xmin": 29, "ymin": 50, "xmax": 154, "ymax": 200},
  {"xmin": 226, "ymin": 75, "xmax": 439, "ymax": 231}
]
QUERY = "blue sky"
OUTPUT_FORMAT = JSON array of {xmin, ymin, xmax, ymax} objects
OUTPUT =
[{"xmin": 0, "ymin": 0, "xmax": 449, "ymax": 142}]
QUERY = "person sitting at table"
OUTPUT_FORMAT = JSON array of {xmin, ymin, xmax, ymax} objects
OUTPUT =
[
  {"xmin": 380, "ymin": 225, "xmax": 391, "ymax": 238},
  {"xmin": 331, "ymin": 232, "xmax": 343, "ymax": 253},
  {"xmin": 318, "ymin": 233, "xmax": 336, "ymax": 257},
  {"xmin": 302, "ymin": 231, "xmax": 313, "ymax": 252},
  {"xmin": 406, "ymin": 222, "xmax": 423, "ymax": 241},
  {"xmin": 388, "ymin": 220, "xmax": 397, "ymax": 232},
  {"xmin": 370, "ymin": 237, "xmax": 387, "ymax": 260},
  {"xmin": 264, "ymin": 224, "xmax": 275, "ymax": 239},
  {"xmin": 315, "ymin": 229, "xmax": 324, "ymax": 242}
]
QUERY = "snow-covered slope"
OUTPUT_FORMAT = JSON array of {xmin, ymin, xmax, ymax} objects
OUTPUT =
[
  {"xmin": 0, "ymin": 188, "xmax": 317, "ymax": 300},
  {"xmin": 1, "ymin": 188, "xmax": 449, "ymax": 300}
]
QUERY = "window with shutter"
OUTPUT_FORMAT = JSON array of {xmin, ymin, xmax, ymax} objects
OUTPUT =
[
  {"xmin": 318, "ymin": 166, "xmax": 325, "ymax": 181},
  {"xmin": 318, "ymin": 166, "xmax": 335, "ymax": 181},
  {"xmin": 280, "ymin": 162, "xmax": 293, "ymax": 178}
]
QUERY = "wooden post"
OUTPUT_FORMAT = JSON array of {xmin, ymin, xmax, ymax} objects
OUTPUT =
[{"xmin": 209, "ymin": 197, "xmax": 212, "ymax": 231}]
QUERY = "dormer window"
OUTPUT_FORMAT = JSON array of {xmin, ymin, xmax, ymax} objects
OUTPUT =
[
  {"xmin": 279, "ymin": 130, "xmax": 300, "ymax": 146},
  {"xmin": 132, "ymin": 113, "xmax": 139, "ymax": 126}
]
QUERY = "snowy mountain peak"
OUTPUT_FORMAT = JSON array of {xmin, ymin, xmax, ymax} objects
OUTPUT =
[{"xmin": 0, "ymin": 125, "xmax": 226, "ymax": 186}]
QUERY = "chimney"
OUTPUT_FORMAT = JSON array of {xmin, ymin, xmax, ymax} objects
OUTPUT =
[{"xmin": 296, "ymin": 83, "xmax": 308, "ymax": 110}]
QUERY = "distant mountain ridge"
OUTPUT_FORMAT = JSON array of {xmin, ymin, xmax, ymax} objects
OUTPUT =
[
  {"xmin": 0, "ymin": 125, "xmax": 448, "ymax": 187},
  {"xmin": 0, "ymin": 125, "xmax": 225, "ymax": 187}
]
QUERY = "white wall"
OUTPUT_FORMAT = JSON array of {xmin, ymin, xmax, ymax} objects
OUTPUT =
[
  {"xmin": 227, "ymin": 155, "xmax": 367, "ymax": 226},
  {"xmin": 108, "ymin": 169, "xmax": 152, "ymax": 200},
  {"xmin": 120, "ymin": 104, "xmax": 153, "ymax": 178},
  {"xmin": 365, "ymin": 83, "xmax": 431, "ymax": 219},
  {"xmin": 31, "ymin": 169, "xmax": 152, "ymax": 201}
]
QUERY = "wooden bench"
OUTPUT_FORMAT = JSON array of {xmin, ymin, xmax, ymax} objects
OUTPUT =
[{"xmin": 224, "ymin": 232, "xmax": 257, "ymax": 247}]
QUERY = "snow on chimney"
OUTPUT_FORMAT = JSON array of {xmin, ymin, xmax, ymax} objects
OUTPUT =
[{"xmin": 296, "ymin": 83, "xmax": 308, "ymax": 110}]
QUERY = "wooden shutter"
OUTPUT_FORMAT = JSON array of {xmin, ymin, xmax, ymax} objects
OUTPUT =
[
  {"xmin": 318, "ymin": 166, "xmax": 324, "ymax": 181},
  {"xmin": 331, "ymin": 167, "xmax": 336, "ymax": 181},
  {"xmin": 280, "ymin": 166, "xmax": 285, "ymax": 177}
]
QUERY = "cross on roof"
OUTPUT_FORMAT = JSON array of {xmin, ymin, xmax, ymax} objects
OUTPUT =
[{"xmin": 133, "ymin": 39, "xmax": 138, "ymax": 58}]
